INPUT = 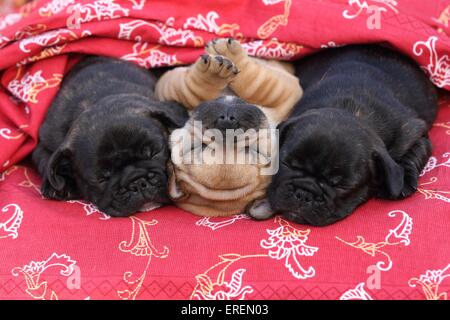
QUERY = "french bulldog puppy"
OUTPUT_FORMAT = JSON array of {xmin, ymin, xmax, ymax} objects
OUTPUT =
[
  {"xmin": 155, "ymin": 38, "xmax": 303, "ymax": 217},
  {"xmin": 32, "ymin": 56, "xmax": 188, "ymax": 217},
  {"xmin": 263, "ymin": 45, "xmax": 438, "ymax": 226}
]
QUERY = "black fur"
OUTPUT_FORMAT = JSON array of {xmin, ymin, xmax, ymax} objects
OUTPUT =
[
  {"xmin": 268, "ymin": 45, "xmax": 438, "ymax": 226},
  {"xmin": 32, "ymin": 56, "xmax": 188, "ymax": 217}
]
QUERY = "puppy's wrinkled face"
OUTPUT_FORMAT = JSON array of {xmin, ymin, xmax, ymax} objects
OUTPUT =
[
  {"xmin": 169, "ymin": 96, "xmax": 276, "ymax": 216},
  {"xmin": 44, "ymin": 96, "xmax": 188, "ymax": 217},
  {"xmin": 71, "ymin": 116, "xmax": 170, "ymax": 217},
  {"xmin": 269, "ymin": 108, "xmax": 403, "ymax": 226}
]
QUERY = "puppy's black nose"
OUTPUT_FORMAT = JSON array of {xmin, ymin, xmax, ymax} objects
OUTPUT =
[
  {"xmin": 129, "ymin": 177, "xmax": 150, "ymax": 192},
  {"xmin": 215, "ymin": 111, "xmax": 239, "ymax": 131},
  {"xmin": 294, "ymin": 190, "xmax": 313, "ymax": 203}
]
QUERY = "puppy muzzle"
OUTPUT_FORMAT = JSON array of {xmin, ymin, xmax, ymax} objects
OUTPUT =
[
  {"xmin": 272, "ymin": 179, "xmax": 338, "ymax": 226},
  {"xmin": 96, "ymin": 165, "xmax": 168, "ymax": 217}
]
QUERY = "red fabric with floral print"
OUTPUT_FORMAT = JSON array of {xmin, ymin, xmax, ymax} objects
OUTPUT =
[{"xmin": 0, "ymin": 0, "xmax": 449, "ymax": 300}]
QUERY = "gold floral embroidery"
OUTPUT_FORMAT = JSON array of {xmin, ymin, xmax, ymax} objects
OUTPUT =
[
  {"xmin": 118, "ymin": 18, "xmax": 204, "ymax": 46},
  {"xmin": 8, "ymin": 69, "xmax": 63, "ymax": 104},
  {"xmin": 195, "ymin": 214, "xmax": 250, "ymax": 230},
  {"xmin": 409, "ymin": 264, "xmax": 450, "ymax": 300},
  {"xmin": 121, "ymin": 43, "xmax": 181, "ymax": 68},
  {"xmin": 417, "ymin": 177, "xmax": 450, "ymax": 203},
  {"xmin": 4, "ymin": 165, "xmax": 41, "ymax": 193},
  {"xmin": 0, "ymin": 165, "xmax": 18, "ymax": 181},
  {"xmin": 191, "ymin": 216, "xmax": 318, "ymax": 299},
  {"xmin": 17, "ymin": 44, "xmax": 68, "ymax": 66},
  {"xmin": 217, "ymin": 23, "xmax": 243, "ymax": 40},
  {"xmin": 261, "ymin": 216, "xmax": 318, "ymax": 279},
  {"xmin": 336, "ymin": 210, "xmax": 412, "ymax": 271},
  {"xmin": 242, "ymin": 39, "xmax": 302, "ymax": 59},
  {"xmin": 434, "ymin": 122, "xmax": 450, "ymax": 135},
  {"xmin": 191, "ymin": 254, "xmax": 266, "ymax": 300},
  {"xmin": 14, "ymin": 24, "xmax": 48, "ymax": 41},
  {"xmin": 11, "ymin": 253, "xmax": 77, "ymax": 300},
  {"xmin": 117, "ymin": 217, "xmax": 169, "ymax": 300},
  {"xmin": 38, "ymin": 0, "xmax": 76, "ymax": 17},
  {"xmin": 183, "ymin": 11, "xmax": 243, "ymax": 40},
  {"xmin": 257, "ymin": 0, "xmax": 292, "ymax": 39}
]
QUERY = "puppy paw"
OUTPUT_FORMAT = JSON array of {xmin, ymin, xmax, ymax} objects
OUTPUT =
[
  {"xmin": 396, "ymin": 137, "xmax": 432, "ymax": 199},
  {"xmin": 194, "ymin": 54, "xmax": 239, "ymax": 80},
  {"xmin": 40, "ymin": 178, "xmax": 77, "ymax": 200},
  {"xmin": 246, "ymin": 198, "xmax": 275, "ymax": 220},
  {"xmin": 205, "ymin": 38, "xmax": 247, "ymax": 63}
]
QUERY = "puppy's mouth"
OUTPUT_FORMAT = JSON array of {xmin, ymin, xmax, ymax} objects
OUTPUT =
[
  {"xmin": 95, "ymin": 168, "xmax": 169, "ymax": 217},
  {"xmin": 269, "ymin": 178, "xmax": 340, "ymax": 226},
  {"xmin": 102, "ymin": 194, "xmax": 166, "ymax": 218},
  {"xmin": 275, "ymin": 184, "xmax": 357, "ymax": 226}
]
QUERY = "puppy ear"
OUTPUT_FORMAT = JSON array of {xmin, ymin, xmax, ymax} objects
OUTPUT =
[
  {"xmin": 44, "ymin": 143, "xmax": 78, "ymax": 199},
  {"xmin": 147, "ymin": 101, "xmax": 189, "ymax": 130},
  {"xmin": 277, "ymin": 116, "xmax": 299, "ymax": 146},
  {"xmin": 372, "ymin": 148, "xmax": 404, "ymax": 198}
]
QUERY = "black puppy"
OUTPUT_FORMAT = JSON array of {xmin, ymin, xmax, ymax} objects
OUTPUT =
[
  {"xmin": 267, "ymin": 45, "xmax": 438, "ymax": 226},
  {"xmin": 32, "ymin": 57, "xmax": 188, "ymax": 217}
]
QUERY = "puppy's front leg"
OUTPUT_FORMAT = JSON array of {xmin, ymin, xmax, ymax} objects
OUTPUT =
[
  {"xmin": 206, "ymin": 39, "xmax": 303, "ymax": 123},
  {"xmin": 397, "ymin": 137, "xmax": 432, "ymax": 199},
  {"xmin": 155, "ymin": 55, "xmax": 239, "ymax": 110}
]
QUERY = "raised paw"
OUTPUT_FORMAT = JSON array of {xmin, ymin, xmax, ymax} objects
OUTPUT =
[
  {"xmin": 194, "ymin": 54, "xmax": 239, "ymax": 80},
  {"xmin": 205, "ymin": 38, "xmax": 247, "ymax": 62}
]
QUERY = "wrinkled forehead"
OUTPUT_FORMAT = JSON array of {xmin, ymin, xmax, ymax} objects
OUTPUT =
[
  {"xmin": 101, "ymin": 117, "xmax": 164, "ymax": 145},
  {"xmin": 195, "ymin": 95, "xmax": 247, "ymax": 110},
  {"xmin": 192, "ymin": 96, "xmax": 264, "ymax": 115},
  {"xmin": 282, "ymin": 123, "xmax": 370, "ymax": 170}
]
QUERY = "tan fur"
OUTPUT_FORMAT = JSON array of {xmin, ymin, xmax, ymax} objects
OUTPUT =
[
  {"xmin": 155, "ymin": 39, "xmax": 303, "ymax": 217},
  {"xmin": 168, "ymin": 118, "xmax": 275, "ymax": 216}
]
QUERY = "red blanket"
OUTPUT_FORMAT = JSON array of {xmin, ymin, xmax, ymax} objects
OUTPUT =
[
  {"xmin": 1, "ymin": 0, "xmax": 450, "ymax": 170},
  {"xmin": 0, "ymin": 0, "xmax": 449, "ymax": 301}
]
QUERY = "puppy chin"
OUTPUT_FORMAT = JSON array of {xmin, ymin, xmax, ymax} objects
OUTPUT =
[
  {"xmin": 269, "ymin": 182, "xmax": 352, "ymax": 226},
  {"xmin": 281, "ymin": 210, "xmax": 346, "ymax": 226},
  {"xmin": 274, "ymin": 190, "xmax": 367, "ymax": 226},
  {"xmin": 99, "ymin": 201, "xmax": 162, "ymax": 217},
  {"xmin": 100, "ymin": 205, "xmax": 135, "ymax": 218},
  {"xmin": 93, "ymin": 185, "xmax": 168, "ymax": 217}
]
